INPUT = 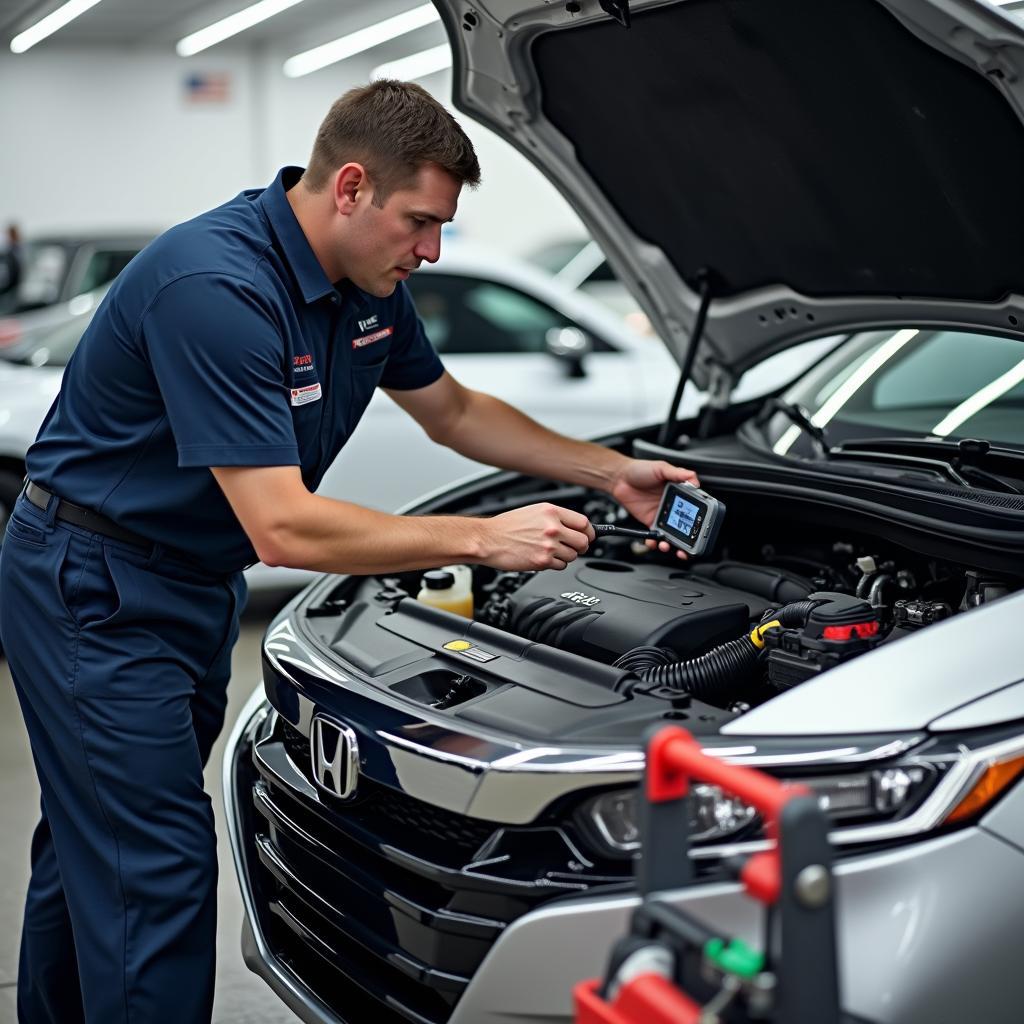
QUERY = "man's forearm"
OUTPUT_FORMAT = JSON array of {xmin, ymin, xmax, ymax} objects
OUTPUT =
[
  {"xmin": 443, "ymin": 389, "xmax": 631, "ymax": 493},
  {"xmin": 261, "ymin": 495, "xmax": 485, "ymax": 575},
  {"xmin": 213, "ymin": 462, "xmax": 597, "ymax": 576}
]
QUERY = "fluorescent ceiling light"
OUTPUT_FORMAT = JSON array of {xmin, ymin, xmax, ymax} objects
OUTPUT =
[
  {"xmin": 10, "ymin": 0, "xmax": 103, "ymax": 54},
  {"xmin": 284, "ymin": 3, "xmax": 439, "ymax": 78},
  {"xmin": 371, "ymin": 43, "xmax": 451, "ymax": 81},
  {"xmin": 177, "ymin": 0, "xmax": 306, "ymax": 57}
]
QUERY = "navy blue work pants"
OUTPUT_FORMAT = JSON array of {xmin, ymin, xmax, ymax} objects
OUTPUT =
[{"xmin": 0, "ymin": 494, "xmax": 245, "ymax": 1023}]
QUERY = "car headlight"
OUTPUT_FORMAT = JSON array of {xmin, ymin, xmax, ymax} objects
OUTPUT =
[
  {"xmin": 587, "ymin": 783, "xmax": 759, "ymax": 852},
  {"xmin": 582, "ymin": 765, "xmax": 938, "ymax": 857},
  {"xmin": 581, "ymin": 730, "xmax": 1024, "ymax": 860}
]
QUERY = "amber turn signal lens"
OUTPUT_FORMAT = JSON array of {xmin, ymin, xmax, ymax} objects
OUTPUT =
[{"xmin": 944, "ymin": 753, "xmax": 1024, "ymax": 824}]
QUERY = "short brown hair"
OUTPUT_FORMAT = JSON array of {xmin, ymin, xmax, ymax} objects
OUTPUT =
[{"xmin": 303, "ymin": 80, "xmax": 481, "ymax": 207}]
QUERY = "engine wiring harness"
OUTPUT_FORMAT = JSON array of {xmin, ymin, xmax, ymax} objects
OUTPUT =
[{"xmin": 614, "ymin": 594, "xmax": 886, "ymax": 704}]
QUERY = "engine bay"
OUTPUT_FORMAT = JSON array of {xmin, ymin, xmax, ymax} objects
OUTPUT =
[{"xmin": 299, "ymin": 478, "xmax": 1021, "ymax": 744}]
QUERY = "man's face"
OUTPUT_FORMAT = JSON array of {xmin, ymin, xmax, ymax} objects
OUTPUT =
[{"xmin": 340, "ymin": 163, "xmax": 461, "ymax": 298}]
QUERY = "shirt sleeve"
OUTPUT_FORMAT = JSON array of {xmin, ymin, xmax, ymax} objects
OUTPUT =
[
  {"xmin": 141, "ymin": 273, "xmax": 301, "ymax": 469},
  {"xmin": 378, "ymin": 281, "xmax": 445, "ymax": 391}
]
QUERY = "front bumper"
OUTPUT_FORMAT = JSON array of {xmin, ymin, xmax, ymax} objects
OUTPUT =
[{"xmin": 224, "ymin": 690, "xmax": 1024, "ymax": 1024}]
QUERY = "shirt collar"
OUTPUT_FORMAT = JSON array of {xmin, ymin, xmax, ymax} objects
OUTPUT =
[
  {"xmin": 258, "ymin": 166, "xmax": 335, "ymax": 306},
  {"xmin": 338, "ymin": 278, "xmax": 371, "ymax": 313},
  {"xmin": 260, "ymin": 167, "xmax": 377, "ymax": 314}
]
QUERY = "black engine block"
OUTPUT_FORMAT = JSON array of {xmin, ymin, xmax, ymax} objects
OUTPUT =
[{"xmin": 479, "ymin": 559, "xmax": 782, "ymax": 663}]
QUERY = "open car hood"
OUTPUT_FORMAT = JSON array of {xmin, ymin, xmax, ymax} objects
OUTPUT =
[{"xmin": 436, "ymin": 0, "xmax": 1024, "ymax": 389}]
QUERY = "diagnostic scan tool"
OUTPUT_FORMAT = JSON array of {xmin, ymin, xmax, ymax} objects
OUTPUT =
[{"xmin": 653, "ymin": 481, "xmax": 725, "ymax": 557}]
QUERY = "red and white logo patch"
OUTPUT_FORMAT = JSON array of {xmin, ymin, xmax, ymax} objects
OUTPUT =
[
  {"xmin": 352, "ymin": 326, "xmax": 393, "ymax": 349},
  {"xmin": 290, "ymin": 382, "xmax": 322, "ymax": 406}
]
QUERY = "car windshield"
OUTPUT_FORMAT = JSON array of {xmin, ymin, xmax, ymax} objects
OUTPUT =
[{"xmin": 761, "ymin": 327, "xmax": 1024, "ymax": 455}]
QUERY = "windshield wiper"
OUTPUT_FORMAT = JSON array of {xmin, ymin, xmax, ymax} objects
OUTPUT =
[
  {"xmin": 831, "ymin": 436, "xmax": 1024, "ymax": 494},
  {"xmin": 757, "ymin": 398, "xmax": 830, "ymax": 456}
]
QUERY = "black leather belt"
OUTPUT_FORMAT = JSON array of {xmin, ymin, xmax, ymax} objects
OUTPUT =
[{"xmin": 25, "ymin": 481, "xmax": 154, "ymax": 550}]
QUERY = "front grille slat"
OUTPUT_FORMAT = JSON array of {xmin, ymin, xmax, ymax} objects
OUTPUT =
[
  {"xmin": 383, "ymin": 890, "xmax": 504, "ymax": 941},
  {"xmin": 270, "ymin": 900, "xmax": 449, "ymax": 1024},
  {"xmin": 257, "ymin": 835, "xmax": 471, "ymax": 995},
  {"xmin": 254, "ymin": 779, "xmax": 509, "ymax": 981}
]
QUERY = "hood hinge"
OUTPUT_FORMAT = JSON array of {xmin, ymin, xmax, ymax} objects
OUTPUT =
[{"xmin": 599, "ymin": 0, "xmax": 631, "ymax": 28}]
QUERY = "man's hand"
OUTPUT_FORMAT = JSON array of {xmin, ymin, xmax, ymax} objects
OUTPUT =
[
  {"xmin": 477, "ymin": 503, "xmax": 595, "ymax": 571},
  {"xmin": 608, "ymin": 459, "xmax": 700, "ymax": 560}
]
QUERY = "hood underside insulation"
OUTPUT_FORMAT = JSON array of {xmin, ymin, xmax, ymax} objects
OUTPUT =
[{"xmin": 533, "ymin": 0, "xmax": 1024, "ymax": 300}]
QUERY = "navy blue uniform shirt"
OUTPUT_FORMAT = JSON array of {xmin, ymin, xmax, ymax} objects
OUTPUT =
[{"xmin": 27, "ymin": 167, "xmax": 444, "ymax": 573}]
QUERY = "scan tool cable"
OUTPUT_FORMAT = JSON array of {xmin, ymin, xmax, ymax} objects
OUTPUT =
[{"xmin": 591, "ymin": 524, "xmax": 660, "ymax": 541}]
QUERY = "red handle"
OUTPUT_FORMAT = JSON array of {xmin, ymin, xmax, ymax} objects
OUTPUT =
[
  {"xmin": 574, "ymin": 976, "xmax": 702, "ymax": 1024},
  {"xmin": 646, "ymin": 726, "xmax": 810, "ymax": 904}
]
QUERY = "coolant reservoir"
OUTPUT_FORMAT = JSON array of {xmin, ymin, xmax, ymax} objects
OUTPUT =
[{"xmin": 416, "ymin": 565, "xmax": 473, "ymax": 619}]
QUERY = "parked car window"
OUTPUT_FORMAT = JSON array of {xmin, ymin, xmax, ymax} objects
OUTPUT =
[
  {"xmin": 766, "ymin": 328, "xmax": 1024, "ymax": 452},
  {"xmin": 406, "ymin": 273, "xmax": 615, "ymax": 354},
  {"xmin": 76, "ymin": 249, "xmax": 138, "ymax": 295},
  {"xmin": 15, "ymin": 244, "xmax": 68, "ymax": 309}
]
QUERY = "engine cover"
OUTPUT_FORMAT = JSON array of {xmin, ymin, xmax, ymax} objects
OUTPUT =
[{"xmin": 493, "ymin": 559, "xmax": 779, "ymax": 663}]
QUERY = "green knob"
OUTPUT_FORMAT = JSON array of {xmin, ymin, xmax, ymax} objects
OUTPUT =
[{"xmin": 704, "ymin": 937, "xmax": 765, "ymax": 980}]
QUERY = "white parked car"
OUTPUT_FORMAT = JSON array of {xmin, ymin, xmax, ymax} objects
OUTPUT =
[{"xmin": 0, "ymin": 246, "xmax": 681, "ymax": 590}]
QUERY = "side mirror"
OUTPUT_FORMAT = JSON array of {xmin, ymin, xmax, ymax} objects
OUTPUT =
[{"xmin": 544, "ymin": 326, "xmax": 593, "ymax": 378}]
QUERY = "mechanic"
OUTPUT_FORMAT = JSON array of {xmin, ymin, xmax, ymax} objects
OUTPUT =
[{"xmin": 0, "ymin": 80, "xmax": 697, "ymax": 1024}]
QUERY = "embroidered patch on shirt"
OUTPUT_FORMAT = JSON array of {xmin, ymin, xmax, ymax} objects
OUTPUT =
[
  {"xmin": 290, "ymin": 382, "xmax": 322, "ymax": 406},
  {"xmin": 293, "ymin": 353, "xmax": 315, "ymax": 374},
  {"xmin": 352, "ymin": 326, "xmax": 393, "ymax": 349}
]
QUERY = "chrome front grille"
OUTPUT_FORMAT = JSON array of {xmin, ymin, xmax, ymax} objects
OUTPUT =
[
  {"xmin": 238, "ymin": 714, "xmax": 625, "ymax": 1024},
  {"xmin": 280, "ymin": 721, "xmax": 496, "ymax": 854}
]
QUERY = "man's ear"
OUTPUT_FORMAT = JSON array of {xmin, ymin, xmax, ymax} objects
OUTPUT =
[{"xmin": 333, "ymin": 162, "xmax": 369, "ymax": 216}]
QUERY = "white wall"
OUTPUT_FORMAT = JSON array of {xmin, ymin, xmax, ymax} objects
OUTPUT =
[
  {"xmin": 0, "ymin": 48, "xmax": 257, "ymax": 235},
  {"xmin": 0, "ymin": 37, "xmax": 586, "ymax": 258}
]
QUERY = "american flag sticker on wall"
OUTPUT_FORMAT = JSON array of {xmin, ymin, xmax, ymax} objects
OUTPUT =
[{"xmin": 184, "ymin": 72, "xmax": 231, "ymax": 104}]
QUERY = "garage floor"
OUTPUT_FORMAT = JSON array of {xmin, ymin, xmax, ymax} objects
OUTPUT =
[{"xmin": 0, "ymin": 594, "xmax": 301, "ymax": 1023}]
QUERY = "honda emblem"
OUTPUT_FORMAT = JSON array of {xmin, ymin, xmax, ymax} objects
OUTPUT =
[{"xmin": 310, "ymin": 716, "xmax": 359, "ymax": 799}]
